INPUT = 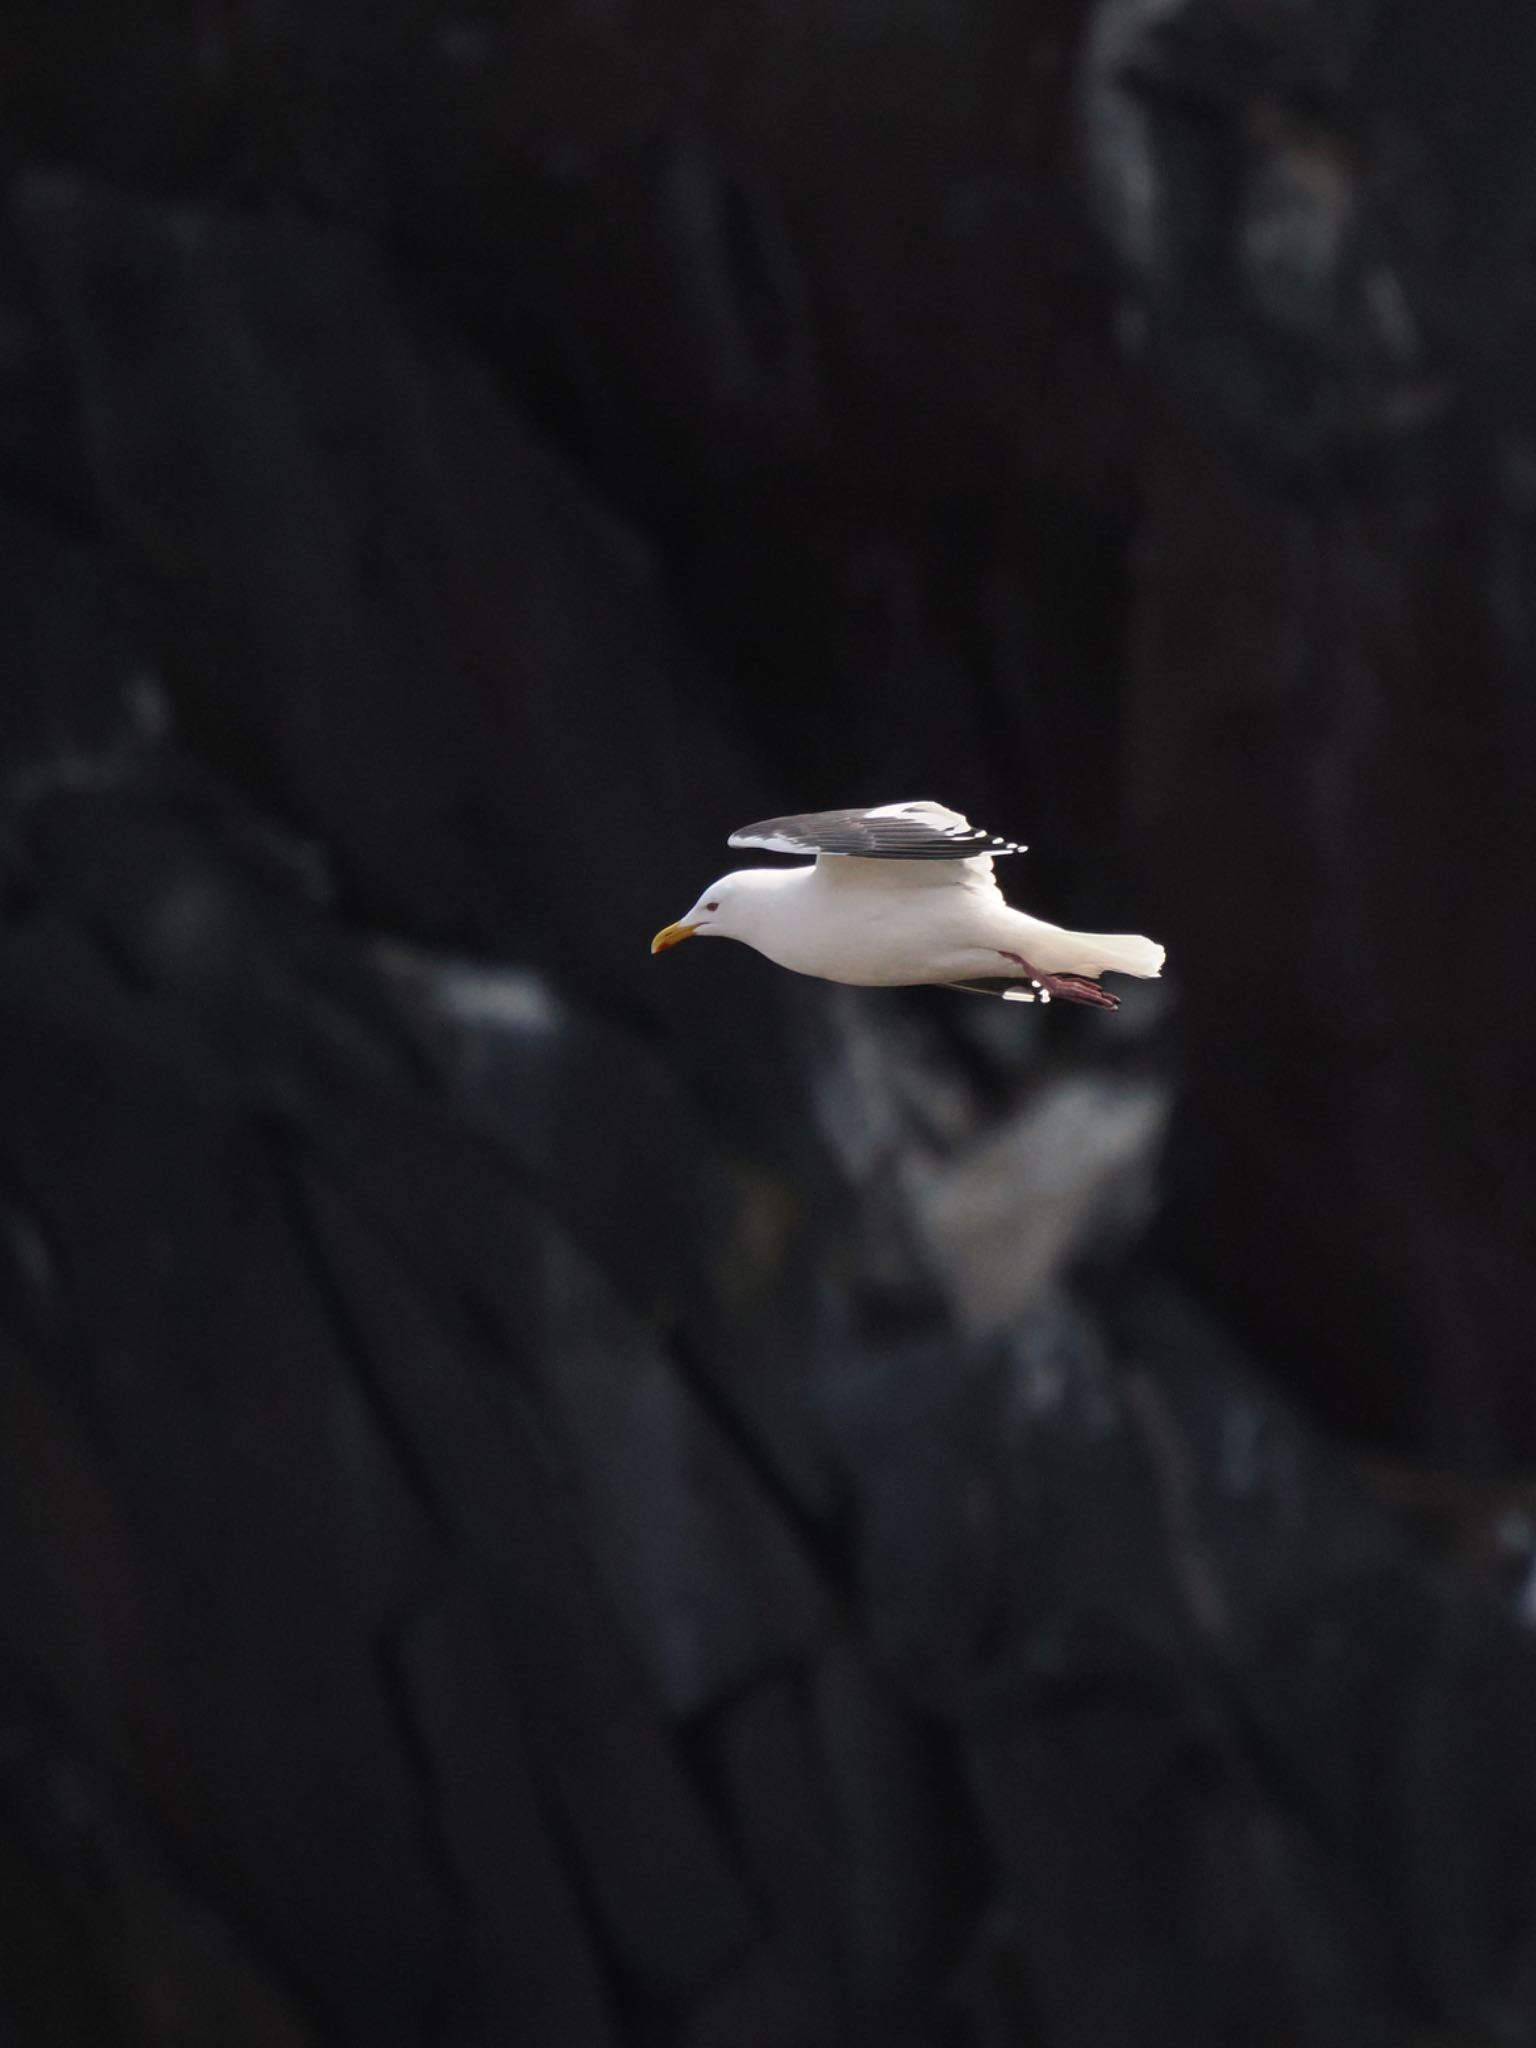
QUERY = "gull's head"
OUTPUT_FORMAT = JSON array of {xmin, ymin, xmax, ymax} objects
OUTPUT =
[{"xmin": 650, "ymin": 868, "xmax": 782, "ymax": 954}]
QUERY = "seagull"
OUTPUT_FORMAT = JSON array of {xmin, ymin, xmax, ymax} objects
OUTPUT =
[{"xmin": 650, "ymin": 801, "xmax": 1165, "ymax": 1009}]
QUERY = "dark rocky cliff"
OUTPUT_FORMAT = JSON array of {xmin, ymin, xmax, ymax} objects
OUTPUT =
[{"xmin": 2, "ymin": 3, "xmax": 1535, "ymax": 2043}]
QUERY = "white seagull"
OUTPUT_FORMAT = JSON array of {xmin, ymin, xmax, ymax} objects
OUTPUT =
[{"xmin": 650, "ymin": 801, "xmax": 1165, "ymax": 1009}]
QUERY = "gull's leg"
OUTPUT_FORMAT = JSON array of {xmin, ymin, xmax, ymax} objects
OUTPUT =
[{"xmin": 994, "ymin": 951, "xmax": 1120, "ymax": 1012}]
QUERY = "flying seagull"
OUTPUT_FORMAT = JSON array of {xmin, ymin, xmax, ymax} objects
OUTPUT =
[{"xmin": 650, "ymin": 801, "xmax": 1165, "ymax": 1009}]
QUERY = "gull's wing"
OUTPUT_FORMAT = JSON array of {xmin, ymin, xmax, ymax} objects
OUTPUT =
[
  {"xmin": 945, "ymin": 978, "xmax": 1040, "ymax": 1002},
  {"xmin": 728, "ymin": 800, "xmax": 1025, "ymax": 861},
  {"xmin": 945, "ymin": 975, "xmax": 1119, "ymax": 1010}
]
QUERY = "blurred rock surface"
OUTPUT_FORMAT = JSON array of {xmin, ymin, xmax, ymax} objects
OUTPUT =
[{"xmin": 1, "ymin": 2, "xmax": 1535, "ymax": 2044}]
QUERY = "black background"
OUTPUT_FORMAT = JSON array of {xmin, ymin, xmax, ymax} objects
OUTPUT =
[{"xmin": 3, "ymin": 2, "xmax": 1536, "ymax": 2043}]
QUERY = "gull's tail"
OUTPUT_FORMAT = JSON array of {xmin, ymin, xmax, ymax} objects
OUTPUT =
[{"xmin": 1069, "ymin": 932, "xmax": 1165, "ymax": 979}]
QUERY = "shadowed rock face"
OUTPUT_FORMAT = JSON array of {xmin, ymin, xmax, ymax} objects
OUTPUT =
[
  {"xmin": 1, "ymin": 3, "xmax": 1535, "ymax": 2045},
  {"xmin": 1082, "ymin": 0, "xmax": 1536, "ymax": 1460}
]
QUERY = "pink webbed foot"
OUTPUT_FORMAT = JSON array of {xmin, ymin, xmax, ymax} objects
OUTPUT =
[{"xmin": 994, "ymin": 952, "xmax": 1120, "ymax": 1012}]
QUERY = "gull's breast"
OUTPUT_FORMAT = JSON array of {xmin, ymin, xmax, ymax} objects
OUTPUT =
[{"xmin": 756, "ymin": 868, "xmax": 998, "ymax": 986}]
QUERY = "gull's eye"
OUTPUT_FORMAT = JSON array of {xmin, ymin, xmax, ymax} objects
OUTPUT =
[{"xmin": 705, "ymin": 900, "xmax": 720, "ymax": 911}]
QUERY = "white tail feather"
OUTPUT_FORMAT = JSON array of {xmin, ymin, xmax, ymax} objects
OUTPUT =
[{"xmin": 1071, "ymin": 932, "xmax": 1165, "ymax": 979}]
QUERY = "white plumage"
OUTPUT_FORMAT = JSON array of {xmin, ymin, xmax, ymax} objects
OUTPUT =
[{"xmin": 651, "ymin": 801, "xmax": 1165, "ymax": 1009}]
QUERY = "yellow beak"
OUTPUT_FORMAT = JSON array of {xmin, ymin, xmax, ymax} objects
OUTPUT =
[{"xmin": 650, "ymin": 921, "xmax": 699, "ymax": 955}]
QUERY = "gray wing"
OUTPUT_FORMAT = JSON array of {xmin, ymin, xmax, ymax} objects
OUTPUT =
[
  {"xmin": 945, "ymin": 978, "xmax": 1040, "ymax": 1002},
  {"xmin": 946, "ymin": 976, "xmax": 1120, "ymax": 1011},
  {"xmin": 728, "ymin": 800, "xmax": 1026, "ymax": 861}
]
